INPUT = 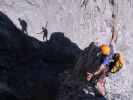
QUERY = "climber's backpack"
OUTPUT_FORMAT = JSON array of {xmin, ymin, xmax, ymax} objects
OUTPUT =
[{"xmin": 109, "ymin": 53, "xmax": 124, "ymax": 74}]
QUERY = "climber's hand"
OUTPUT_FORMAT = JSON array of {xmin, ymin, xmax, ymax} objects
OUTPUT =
[{"xmin": 86, "ymin": 72, "xmax": 93, "ymax": 81}]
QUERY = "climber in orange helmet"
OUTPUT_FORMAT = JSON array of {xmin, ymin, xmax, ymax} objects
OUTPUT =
[{"xmin": 86, "ymin": 14, "xmax": 118, "ymax": 96}]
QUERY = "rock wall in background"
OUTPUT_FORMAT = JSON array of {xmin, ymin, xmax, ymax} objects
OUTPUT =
[{"xmin": 0, "ymin": 0, "xmax": 133, "ymax": 99}]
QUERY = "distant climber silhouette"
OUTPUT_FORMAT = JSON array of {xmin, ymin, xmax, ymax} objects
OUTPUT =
[
  {"xmin": 42, "ymin": 26, "xmax": 48, "ymax": 41},
  {"xmin": 37, "ymin": 22, "xmax": 48, "ymax": 41},
  {"xmin": 18, "ymin": 18, "xmax": 28, "ymax": 34}
]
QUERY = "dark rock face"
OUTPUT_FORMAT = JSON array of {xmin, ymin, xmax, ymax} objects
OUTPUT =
[
  {"xmin": 0, "ymin": 11, "xmax": 81, "ymax": 100},
  {"xmin": 0, "ymin": 11, "xmax": 107, "ymax": 100},
  {"xmin": 73, "ymin": 42, "xmax": 103, "ymax": 77},
  {"xmin": 56, "ymin": 42, "xmax": 106, "ymax": 100}
]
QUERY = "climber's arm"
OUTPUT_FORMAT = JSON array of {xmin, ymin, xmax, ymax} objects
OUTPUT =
[
  {"xmin": 36, "ymin": 31, "xmax": 43, "ymax": 34},
  {"xmin": 110, "ymin": 15, "xmax": 118, "ymax": 45},
  {"xmin": 94, "ymin": 64, "xmax": 105, "ymax": 76},
  {"xmin": 94, "ymin": 56, "xmax": 110, "ymax": 77}
]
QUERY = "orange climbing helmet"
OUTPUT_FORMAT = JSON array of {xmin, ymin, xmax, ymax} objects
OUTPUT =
[{"xmin": 100, "ymin": 44, "xmax": 110, "ymax": 56}]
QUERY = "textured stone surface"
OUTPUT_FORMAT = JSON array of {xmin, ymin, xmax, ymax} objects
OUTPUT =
[
  {"xmin": 0, "ymin": 0, "xmax": 133, "ymax": 99},
  {"xmin": 0, "ymin": 11, "xmax": 81, "ymax": 100}
]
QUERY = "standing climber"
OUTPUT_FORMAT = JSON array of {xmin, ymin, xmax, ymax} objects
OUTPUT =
[
  {"xmin": 37, "ymin": 22, "xmax": 48, "ymax": 41},
  {"xmin": 18, "ymin": 18, "xmax": 28, "ymax": 34},
  {"xmin": 86, "ymin": 14, "xmax": 122, "ymax": 96},
  {"xmin": 42, "ymin": 26, "xmax": 48, "ymax": 41}
]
